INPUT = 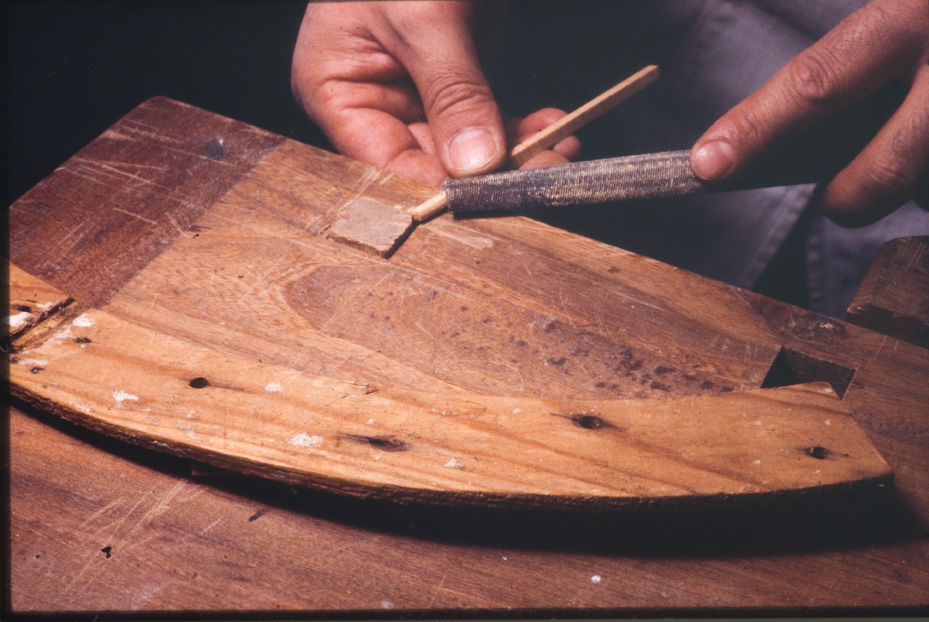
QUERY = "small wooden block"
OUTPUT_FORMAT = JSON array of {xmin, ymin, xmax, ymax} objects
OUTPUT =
[
  {"xmin": 328, "ymin": 198, "xmax": 415, "ymax": 258},
  {"xmin": 846, "ymin": 236, "xmax": 929, "ymax": 348}
]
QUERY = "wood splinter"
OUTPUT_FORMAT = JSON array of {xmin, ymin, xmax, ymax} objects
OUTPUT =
[{"xmin": 409, "ymin": 64, "xmax": 660, "ymax": 222}]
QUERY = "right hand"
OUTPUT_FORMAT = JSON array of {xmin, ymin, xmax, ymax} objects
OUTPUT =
[{"xmin": 291, "ymin": 1, "xmax": 579, "ymax": 187}]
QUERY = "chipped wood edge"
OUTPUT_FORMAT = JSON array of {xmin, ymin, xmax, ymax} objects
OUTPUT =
[{"xmin": 7, "ymin": 261, "xmax": 76, "ymax": 351}]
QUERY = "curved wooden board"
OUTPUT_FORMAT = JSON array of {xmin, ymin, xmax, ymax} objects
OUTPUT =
[{"xmin": 10, "ymin": 305, "xmax": 891, "ymax": 510}]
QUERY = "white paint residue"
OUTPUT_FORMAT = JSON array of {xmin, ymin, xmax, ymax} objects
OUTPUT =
[
  {"xmin": 179, "ymin": 424, "xmax": 199, "ymax": 440},
  {"xmin": 264, "ymin": 380, "xmax": 283, "ymax": 393},
  {"xmin": 287, "ymin": 433, "xmax": 323, "ymax": 448},
  {"xmin": 380, "ymin": 601, "xmax": 395, "ymax": 610},
  {"xmin": 366, "ymin": 418, "xmax": 375, "ymax": 425},
  {"xmin": 8, "ymin": 312, "xmax": 32, "ymax": 329},
  {"xmin": 73, "ymin": 403, "xmax": 95, "ymax": 414},
  {"xmin": 825, "ymin": 419, "xmax": 832, "ymax": 426},
  {"xmin": 73, "ymin": 314, "xmax": 95, "ymax": 328},
  {"xmin": 17, "ymin": 358, "xmax": 49, "ymax": 367},
  {"xmin": 444, "ymin": 458, "xmax": 464, "ymax": 469},
  {"xmin": 51, "ymin": 325, "xmax": 73, "ymax": 342},
  {"xmin": 591, "ymin": 575, "xmax": 602, "ymax": 584},
  {"xmin": 512, "ymin": 408, "xmax": 522, "ymax": 414},
  {"xmin": 112, "ymin": 389, "xmax": 139, "ymax": 408}
]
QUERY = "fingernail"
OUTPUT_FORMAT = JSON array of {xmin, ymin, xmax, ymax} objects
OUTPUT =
[
  {"xmin": 448, "ymin": 128, "xmax": 498, "ymax": 175},
  {"xmin": 691, "ymin": 140, "xmax": 735, "ymax": 181}
]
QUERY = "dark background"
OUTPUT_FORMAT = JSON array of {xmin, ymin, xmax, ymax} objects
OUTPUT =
[{"xmin": 4, "ymin": 1, "xmax": 327, "ymax": 208}]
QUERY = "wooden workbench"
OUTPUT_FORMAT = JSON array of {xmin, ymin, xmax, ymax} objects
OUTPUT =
[{"xmin": 7, "ymin": 97, "xmax": 929, "ymax": 616}]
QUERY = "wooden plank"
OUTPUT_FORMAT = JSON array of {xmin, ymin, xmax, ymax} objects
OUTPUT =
[
  {"xmin": 846, "ymin": 236, "xmax": 929, "ymax": 349},
  {"xmin": 8, "ymin": 98, "xmax": 929, "ymax": 614},
  {"xmin": 10, "ymin": 305, "xmax": 891, "ymax": 509}
]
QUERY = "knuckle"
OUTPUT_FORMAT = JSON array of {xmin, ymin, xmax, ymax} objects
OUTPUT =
[
  {"xmin": 865, "ymin": 152, "xmax": 919, "ymax": 195},
  {"xmin": 423, "ymin": 72, "xmax": 494, "ymax": 119},
  {"xmin": 783, "ymin": 50, "xmax": 844, "ymax": 108}
]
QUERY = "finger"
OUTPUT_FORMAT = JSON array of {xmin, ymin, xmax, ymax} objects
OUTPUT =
[
  {"xmin": 517, "ymin": 150, "xmax": 573, "ymax": 170},
  {"xmin": 514, "ymin": 108, "xmax": 582, "ymax": 158},
  {"xmin": 386, "ymin": 3, "xmax": 507, "ymax": 178},
  {"xmin": 506, "ymin": 108, "xmax": 583, "ymax": 168},
  {"xmin": 691, "ymin": 0, "xmax": 929, "ymax": 182},
  {"xmin": 328, "ymin": 107, "xmax": 448, "ymax": 187},
  {"xmin": 822, "ymin": 65, "xmax": 929, "ymax": 226},
  {"xmin": 408, "ymin": 122, "xmax": 437, "ymax": 155}
]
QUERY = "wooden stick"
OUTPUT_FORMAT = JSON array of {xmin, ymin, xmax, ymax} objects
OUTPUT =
[
  {"xmin": 409, "ymin": 65, "xmax": 660, "ymax": 222},
  {"xmin": 508, "ymin": 65, "xmax": 660, "ymax": 168}
]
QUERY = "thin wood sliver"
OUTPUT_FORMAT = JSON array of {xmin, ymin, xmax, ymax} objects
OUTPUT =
[{"xmin": 409, "ymin": 65, "xmax": 660, "ymax": 222}]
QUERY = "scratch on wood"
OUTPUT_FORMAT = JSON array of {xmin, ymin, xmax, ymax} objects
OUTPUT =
[{"xmin": 113, "ymin": 207, "xmax": 159, "ymax": 226}]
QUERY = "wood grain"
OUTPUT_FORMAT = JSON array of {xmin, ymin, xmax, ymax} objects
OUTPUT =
[{"xmin": 8, "ymin": 98, "xmax": 929, "ymax": 614}]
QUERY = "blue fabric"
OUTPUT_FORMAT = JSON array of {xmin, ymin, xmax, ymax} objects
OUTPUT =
[{"xmin": 493, "ymin": 0, "xmax": 929, "ymax": 318}]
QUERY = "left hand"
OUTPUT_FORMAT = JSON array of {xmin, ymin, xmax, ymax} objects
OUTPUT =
[{"xmin": 690, "ymin": 0, "xmax": 929, "ymax": 226}]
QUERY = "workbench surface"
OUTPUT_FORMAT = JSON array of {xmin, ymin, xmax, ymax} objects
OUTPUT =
[{"xmin": 7, "ymin": 97, "xmax": 929, "ymax": 615}]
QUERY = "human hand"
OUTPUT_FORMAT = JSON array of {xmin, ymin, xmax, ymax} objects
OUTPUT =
[
  {"xmin": 291, "ymin": 1, "xmax": 579, "ymax": 187},
  {"xmin": 690, "ymin": 0, "xmax": 929, "ymax": 226}
]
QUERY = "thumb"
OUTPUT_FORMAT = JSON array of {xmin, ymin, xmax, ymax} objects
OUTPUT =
[{"xmin": 389, "ymin": 5, "xmax": 506, "ymax": 178}]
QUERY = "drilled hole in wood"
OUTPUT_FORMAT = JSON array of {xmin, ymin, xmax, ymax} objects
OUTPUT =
[
  {"xmin": 347, "ymin": 434, "xmax": 409, "ymax": 452},
  {"xmin": 761, "ymin": 347, "xmax": 855, "ymax": 398},
  {"xmin": 806, "ymin": 446, "xmax": 830, "ymax": 460},
  {"xmin": 571, "ymin": 414, "xmax": 610, "ymax": 430},
  {"xmin": 189, "ymin": 377, "xmax": 210, "ymax": 389}
]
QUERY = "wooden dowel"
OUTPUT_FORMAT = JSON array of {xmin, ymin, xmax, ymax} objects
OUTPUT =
[
  {"xmin": 409, "ymin": 65, "xmax": 660, "ymax": 222},
  {"xmin": 508, "ymin": 65, "xmax": 660, "ymax": 168},
  {"xmin": 408, "ymin": 192, "xmax": 449, "ymax": 222}
]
